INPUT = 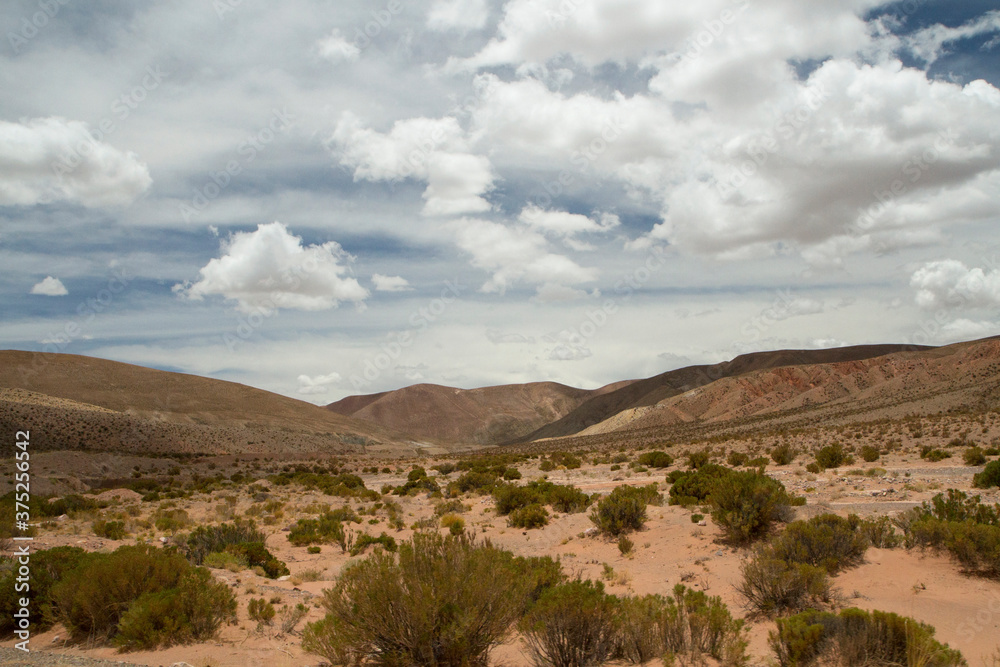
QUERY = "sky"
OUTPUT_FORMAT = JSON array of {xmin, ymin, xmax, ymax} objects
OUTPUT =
[{"xmin": 1, "ymin": 0, "xmax": 999, "ymax": 404}]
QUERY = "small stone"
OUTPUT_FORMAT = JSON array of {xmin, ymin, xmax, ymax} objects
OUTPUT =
[
  {"xmin": 697, "ymin": 520, "xmax": 707, "ymax": 526},
  {"xmin": 278, "ymin": 575, "xmax": 290, "ymax": 581}
]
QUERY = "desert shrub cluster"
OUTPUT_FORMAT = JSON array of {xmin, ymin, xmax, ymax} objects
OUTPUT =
[
  {"xmin": 0, "ymin": 545, "xmax": 236, "ymax": 650},
  {"xmin": 896, "ymin": 489, "xmax": 1000, "ymax": 577},
  {"xmin": 636, "ymin": 450, "xmax": 674, "ymax": 468},
  {"xmin": 589, "ymin": 484, "xmax": 662, "ymax": 536},
  {"xmin": 186, "ymin": 519, "xmax": 288, "ymax": 578},
  {"xmin": 770, "ymin": 608, "xmax": 963, "ymax": 667},
  {"xmin": 493, "ymin": 480, "xmax": 592, "ymax": 528}
]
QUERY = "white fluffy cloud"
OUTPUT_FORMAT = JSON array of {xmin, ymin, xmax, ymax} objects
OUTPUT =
[
  {"xmin": 911, "ymin": 260, "xmax": 1000, "ymax": 311},
  {"xmin": 0, "ymin": 117, "xmax": 151, "ymax": 207},
  {"xmin": 427, "ymin": 0, "xmax": 490, "ymax": 32},
  {"xmin": 453, "ymin": 217, "xmax": 597, "ymax": 297},
  {"xmin": 297, "ymin": 372, "xmax": 342, "ymax": 395},
  {"xmin": 176, "ymin": 222, "xmax": 369, "ymax": 312},
  {"xmin": 330, "ymin": 113, "xmax": 494, "ymax": 216},
  {"xmin": 372, "ymin": 274, "xmax": 412, "ymax": 292},
  {"xmin": 316, "ymin": 29, "xmax": 361, "ymax": 62},
  {"xmin": 904, "ymin": 11, "xmax": 1000, "ymax": 65},
  {"xmin": 29, "ymin": 276, "xmax": 68, "ymax": 296}
]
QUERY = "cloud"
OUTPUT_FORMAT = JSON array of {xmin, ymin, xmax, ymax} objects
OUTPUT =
[
  {"xmin": 29, "ymin": 276, "xmax": 68, "ymax": 296},
  {"xmin": 904, "ymin": 10, "xmax": 1000, "ymax": 65},
  {"xmin": 297, "ymin": 372, "xmax": 342, "ymax": 395},
  {"xmin": 910, "ymin": 259, "xmax": 1000, "ymax": 311},
  {"xmin": 0, "ymin": 117, "xmax": 151, "ymax": 207},
  {"xmin": 316, "ymin": 29, "xmax": 361, "ymax": 62},
  {"xmin": 176, "ymin": 222, "xmax": 369, "ymax": 312},
  {"xmin": 330, "ymin": 112, "xmax": 494, "ymax": 216},
  {"xmin": 427, "ymin": 0, "xmax": 490, "ymax": 32},
  {"xmin": 519, "ymin": 207, "xmax": 620, "ymax": 237},
  {"xmin": 486, "ymin": 328, "xmax": 536, "ymax": 344},
  {"xmin": 372, "ymin": 274, "xmax": 413, "ymax": 292},
  {"xmin": 452, "ymin": 217, "xmax": 597, "ymax": 296}
]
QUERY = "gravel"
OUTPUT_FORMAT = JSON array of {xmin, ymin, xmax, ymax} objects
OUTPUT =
[{"xmin": 0, "ymin": 648, "xmax": 152, "ymax": 667}]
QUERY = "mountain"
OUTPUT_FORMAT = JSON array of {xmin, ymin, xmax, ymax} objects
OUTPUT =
[
  {"xmin": 0, "ymin": 351, "xmax": 420, "ymax": 456},
  {"xmin": 327, "ymin": 381, "xmax": 626, "ymax": 446},
  {"xmin": 328, "ymin": 344, "xmax": 925, "ymax": 446}
]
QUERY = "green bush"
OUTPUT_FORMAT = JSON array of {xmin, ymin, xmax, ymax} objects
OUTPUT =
[
  {"xmin": 771, "ymin": 444, "xmax": 795, "ymax": 466},
  {"xmin": 224, "ymin": 542, "xmax": 289, "ymax": 578},
  {"xmin": 769, "ymin": 608, "xmax": 964, "ymax": 667},
  {"xmin": 589, "ymin": 485, "xmax": 661, "ymax": 536},
  {"xmin": 768, "ymin": 514, "xmax": 867, "ymax": 573},
  {"xmin": 450, "ymin": 471, "xmax": 500, "ymax": 494},
  {"xmin": 964, "ymin": 446, "xmax": 987, "ymax": 466},
  {"xmin": 921, "ymin": 447, "xmax": 951, "ymax": 462},
  {"xmin": 727, "ymin": 451, "xmax": 749, "ymax": 467},
  {"xmin": 974, "ymin": 460, "xmax": 1000, "ymax": 489},
  {"xmin": 637, "ymin": 451, "xmax": 673, "ymax": 468},
  {"xmin": 288, "ymin": 512, "xmax": 350, "ymax": 548},
  {"xmin": 617, "ymin": 535, "xmax": 634, "ymax": 555},
  {"xmin": 519, "ymin": 579, "xmax": 619, "ymax": 667},
  {"xmin": 494, "ymin": 481, "xmax": 591, "ymax": 517},
  {"xmin": 247, "ymin": 597, "xmax": 276, "ymax": 625},
  {"xmin": 805, "ymin": 463, "xmax": 821, "ymax": 474},
  {"xmin": 736, "ymin": 549, "xmax": 832, "ymax": 617},
  {"xmin": 510, "ymin": 503, "xmax": 550, "ymax": 529},
  {"xmin": 687, "ymin": 450, "xmax": 710, "ymax": 469},
  {"xmin": 307, "ymin": 546, "xmax": 322, "ymax": 554},
  {"xmin": 503, "ymin": 467, "xmax": 522, "ymax": 480},
  {"xmin": 441, "ymin": 514, "xmax": 465, "ymax": 535},
  {"xmin": 92, "ymin": 520, "xmax": 128, "ymax": 540},
  {"xmin": 668, "ymin": 464, "xmax": 733, "ymax": 506},
  {"xmin": 857, "ymin": 516, "xmax": 901, "ymax": 549},
  {"xmin": 302, "ymin": 533, "xmax": 559, "ymax": 667},
  {"xmin": 710, "ymin": 470, "xmax": 791, "ymax": 544},
  {"xmin": 185, "ymin": 519, "xmax": 266, "ymax": 564},
  {"xmin": 618, "ymin": 585, "xmax": 748, "ymax": 666},
  {"xmin": 0, "ymin": 547, "xmax": 96, "ymax": 636},
  {"xmin": 815, "ymin": 444, "xmax": 845, "ymax": 469},
  {"xmin": 202, "ymin": 551, "xmax": 247, "ymax": 571},
  {"xmin": 859, "ymin": 445, "xmax": 880, "ymax": 462},
  {"xmin": 350, "ymin": 532, "xmax": 398, "ymax": 556},
  {"xmin": 153, "ymin": 508, "xmax": 192, "ymax": 533},
  {"xmin": 898, "ymin": 490, "xmax": 1000, "ymax": 577},
  {"xmin": 539, "ymin": 460, "xmax": 556, "ymax": 472},
  {"xmin": 51, "ymin": 545, "xmax": 235, "ymax": 649}
]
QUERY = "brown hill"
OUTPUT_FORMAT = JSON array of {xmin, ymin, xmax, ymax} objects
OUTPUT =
[
  {"xmin": 571, "ymin": 336, "xmax": 1000, "ymax": 440},
  {"xmin": 328, "ymin": 381, "xmax": 614, "ymax": 446},
  {"xmin": 0, "ymin": 351, "xmax": 418, "ymax": 456},
  {"xmin": 516, "ymin": 344, "xmax": 928, "ymax": 443}
]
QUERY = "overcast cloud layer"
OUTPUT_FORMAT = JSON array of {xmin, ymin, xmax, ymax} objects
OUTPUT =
[{"xmin": 1, "ymin": 0, "xmax": 998, "ymax": 402}]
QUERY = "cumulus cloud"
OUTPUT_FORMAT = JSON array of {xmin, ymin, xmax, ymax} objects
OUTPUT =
[
  {"xmin": 176, "ymin": 222, "xmax": 369, "ymax": 312},
  {"xmin": 30, "ymin": 276, "xmax": 68, "ymax": 296},
  {"xmin": 0, "ymin": 117, "xmax": 151, "ymax": 207},
  {"xmin": 297, "ymin": 372, "xmax": 342, "ymax": 395},
  {"xmin": 427, "ymin": 0, "xmax": 490, "ymax": 32},
  {"xmin": 452, "ymin": 217, "xmax": 597, "ymax": 297},
  {"xmin": 486, "ymin": 329, "xmax": 536, "ymax": 344},
  {"xmin": 372, "ymin": 274, "xmax": 412, "ymax": 292},
  {"xmin": 330, "ymin": 113, "xmax": 494, "ymax": 216},
  {"xmin": 904, "ymin": 10, "xmax": 1000, "ymax": 65},
  {"xmin": 910, "ymin": 260, "xmax": 1000, "ymax": 311},
  {"xmin": 316, "ymin": 29, "xmax": 361, "ymax": 62}
]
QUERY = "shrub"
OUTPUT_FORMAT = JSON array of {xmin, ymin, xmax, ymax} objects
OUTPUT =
[
  {"xmin": 539, "ymin": 460, "xmax": 556, "ymax": 472},
  {"xmin": 974, "ymin": 460, "xmax": 1000, "ymax": 489},
  {"xmin": 617, "ymin": 535, "xmax": 634, "ymax": 556},
  {"xmin": 224, "ymin": 542, "xmax": 289, "ymax": 578},
  {"xmin": 287, "ymin": 513, "xmax": 349, "ymax": 548},
  {"xmin": 668, "ymin": 464, "xmax": 733, "ymax": 506},
  {"xmin": 815, "ymin": 444, "xmax": 845, "ymax": 469},
  {"xmin": 51, "ymin": 545, "xmax": 235, "ymax": 649},
  {"xmin": 248, "ymin": 597, "xmax": 276, "ymax": 625},
  {"xmin": 769, "ymin": 608, "xmax": 964, "ymax": 667},
  {"xmin": 897, "ymin": 490, "xmax": 1000, "ymax": 577},
  {"xmin": 432, "ymin": 463, "xmax": 457, "ymax": 475},
  {"xmin": 857, "ymin": 516, "xmax": 901, "ymax": 549},
  {"xmin": 203, "ymin": 550, "xmax": 247, "ymax": 572},
  {"xmin": 302, "ymin": 533, "xmax": 557, "ymax": 667},
  {"xmin": 0, "ymin": 547, "xmax": 96, "ymax": 636},
  {"xmin": 921, "ymin": 447, "xmax": 951, "ymax": 462},
  {"xmin": 964, "ymin": 447, "xmax": 987, "ymax": 466},
  {"xmin": 185, "ymin": 520, "xmax": 266, "ymax": 564},
  {"xmin": 280, "ymin": 603, "xmax": 309, "ymax": 634},
  {"xmin": 434, "ymin": 499, "xmax": 470, "ymax": 516},
  {"xmin": 519, "ymin": 579, "xmax": 619, "ymax": 667},
  {"xmin": 494, "ymin": 481, "xmax": 591, "ymax": 517},
  {"xmin": 727, "ymin": 451, "xmax": 749, "ymax": 467},
  {"xmin": 736, "ymin": 549, "xmax": 832, "ymax": 617},
  {"xmin": 92, "ymin": 520, "xmax": 128, "ymax": 540},
  {"xmin": 350, "ymin": 532, "xmax": 398, "ymax": 556},
  {"xmin": 768, "ymin": 514, "xmax": 867, "ymax": 573},
  {"xmin": 153, "ymin": 508, "xmax": 191, "ymax": 533},
  {"xmin": 687, "ymin": 450, "xmax": 710, "ymax": 469},
  {"xmin": 859, "ymin": 445, "xmax": 880, "ymax": 462},
  {"xmin": 590, "ymin": 485, "xmax": 661, "ymax": 536},
  {"xmin": 771, "ymin": 444, "xmax": 795, "ymax": 466},
  {"xmin": 637, "ymin": 451, "xmax": 673, "ymax": 468},
  {"xmin": 441, "ymin": 514, "xmax": 465, "ymax": 535},
  {"xmin": 805, "ymin": 463, "xmax": 821, "ymax": 474},
  {"xmin": 710, "ymin": 470, "xmax": 791, "ymax": 544},
  {"xmin": 510, "ymin": 503, "xmax": 550, "ymax": 529},
  {"xmin": 307, "ymin": 545, "xmax": 321, "ymax": 554},
  {"xmin": 503, "ymin": 467, "xmax": 523, "ymax": 480},
  {"xmin": 451, "ymin": 471, "xmax": 500, "ymax": 494}
]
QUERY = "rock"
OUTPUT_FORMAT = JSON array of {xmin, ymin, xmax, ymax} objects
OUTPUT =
[
  {"xmin": 171, "ymin": 663, "xmax": 196, "ymax": 667},
  {"xmin": 697, "ymin": 520, "xmax": 707, "ymax": 526},
  {"xmin": 159, "ymin": 536, "xmax": 168, "ymax": 543},
  {"xmin": 715, "ymin": 550, "xmax": 724, "ymax": 556},
  {"xmin": 278, "ymin": 575, "xmax": 291, "ymax": 581}
]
